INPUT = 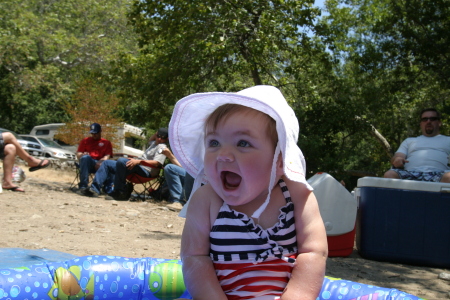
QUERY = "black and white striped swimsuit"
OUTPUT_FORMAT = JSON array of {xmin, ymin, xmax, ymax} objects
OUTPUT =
[{"xmin": 209, "ymin": 179, "xmax": 298, "ymax": 300}]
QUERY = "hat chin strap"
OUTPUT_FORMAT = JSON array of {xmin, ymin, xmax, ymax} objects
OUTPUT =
[
  {"xmin": 190, "ymin": 168, "xmax": 206, "ymax": 201},
  {"xmin": 251, "ymin": 143, "xmax": 281, "ymax": 219}
]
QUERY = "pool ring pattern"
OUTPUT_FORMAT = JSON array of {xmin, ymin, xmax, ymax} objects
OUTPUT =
[{"xmin": 0, "ymin": 255, "xmax": 423, "ymax": 300}]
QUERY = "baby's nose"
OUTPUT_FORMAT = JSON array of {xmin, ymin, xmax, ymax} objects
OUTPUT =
[{"xmin": 217, "ymin": 147, "xmax": 234, "ymax": 162}]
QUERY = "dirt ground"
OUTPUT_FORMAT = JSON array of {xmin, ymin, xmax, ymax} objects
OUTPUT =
[{"xmin": 1, "ymin": 163, "xmax": 449, "ymax": 299}]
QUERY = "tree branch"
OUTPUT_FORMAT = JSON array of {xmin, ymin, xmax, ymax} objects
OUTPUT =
[{"xmin": 355, "ymin": 116, "xmax": 393, "ymax": 158}]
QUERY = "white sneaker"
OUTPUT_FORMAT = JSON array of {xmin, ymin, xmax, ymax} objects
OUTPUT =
[{"xmin": 167, "ymin": 202, "xmax": 183, "ymax": 211}]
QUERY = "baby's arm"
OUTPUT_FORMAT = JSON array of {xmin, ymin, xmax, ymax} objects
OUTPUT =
[
  {"xmin": 180, "ymin": 185, "xmax": 228, "ymax": 300},
  {"xmin": 281, "ymin": 178, "xmax": 328, "ymax": 300}
]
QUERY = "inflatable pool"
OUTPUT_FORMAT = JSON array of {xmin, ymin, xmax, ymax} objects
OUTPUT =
[{"xmin": 0, "ymin": 248, "xmax": 423, "ymax": 300}]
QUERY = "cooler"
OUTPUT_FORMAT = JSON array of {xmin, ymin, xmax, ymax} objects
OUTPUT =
[
  {"xmin": 307, "ymin": 173, "xmax": 357, "ymax": 257},
  {"xmin": 356, "ymin": 177, "xmax": 450, "ymax": 268}
]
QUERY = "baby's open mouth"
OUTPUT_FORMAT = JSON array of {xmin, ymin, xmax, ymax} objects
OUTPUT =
[{"xmin": 221, "ymin": 171, "xmax": 242, "ymax": 190}]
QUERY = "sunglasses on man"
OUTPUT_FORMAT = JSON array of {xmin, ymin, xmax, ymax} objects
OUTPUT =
[{"xmin": 420, "ymin": 117, "xmax": 440, "ymax": 122}]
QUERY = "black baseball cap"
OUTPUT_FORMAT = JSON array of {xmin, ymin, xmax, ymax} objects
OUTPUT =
[
  {"xmin": 157, "ymin": 128, "xmax": 168, "ymax": 138},
  {"xmin": 89, "ymin": 123, "xmax": 102, "ymax": 134}
]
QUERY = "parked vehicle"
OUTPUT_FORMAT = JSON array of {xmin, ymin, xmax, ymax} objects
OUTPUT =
[
  {"xmin": 0, "ymin": 128, "xmax": 43, "ymax": 157},
  {"xmin": 29, "ymin": 123, "xmax": 77, "ymax": 153},
  {"xmin": 30, "ymin": 123, "xmax": 146, "ymax": 158},
  {"xmin": 19, "ymin": 135, "xmax": 76, "ymax": 160}
]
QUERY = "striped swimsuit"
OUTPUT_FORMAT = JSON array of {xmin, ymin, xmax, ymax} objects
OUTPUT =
[{"xmin": 210, "ymin": 179, "xmax": 297, "ymax": 300}]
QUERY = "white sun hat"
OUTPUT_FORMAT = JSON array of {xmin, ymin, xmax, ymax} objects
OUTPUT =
[{"xmin": 169, "ymin": 85, "xmax": 312, "ymax": 217}]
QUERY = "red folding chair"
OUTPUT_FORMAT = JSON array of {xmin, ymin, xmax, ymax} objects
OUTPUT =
[{"xmin": 126, "ymin": 161, "xmax": 164, "ymax": 201}]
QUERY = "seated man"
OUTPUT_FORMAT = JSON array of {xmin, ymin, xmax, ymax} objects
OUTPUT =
[
  {"xmin": 76, "ymin": 123, "xmax": 113, "ymax": 194},
  {"xmin": 163, "ymin": 152, "xmax": 194, "ymax": 211},
  {"xmin": 384, "ymin": 108, "xmax": 450, "ymax": 182},
  {"xmin": 1, "ymin": 132, "xmax": 49, "ymax": 192},
  {"xmin": 85, "ymin": 128, "xmax": 169, "ymax": 200}
]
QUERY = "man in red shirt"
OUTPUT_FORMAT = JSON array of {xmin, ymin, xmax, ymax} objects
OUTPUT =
[{"xmin": 76, "ymin": 123, "xmax": 113, "ymax": 193}]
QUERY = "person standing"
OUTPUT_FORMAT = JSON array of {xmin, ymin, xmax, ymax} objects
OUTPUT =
[
  {"xmin": 384, "ymin": 108, "xmax": 450, "ymax": 182},
  {"xmin": 76, "ymin": 123, "xmax": 113, "ymax": 193}
]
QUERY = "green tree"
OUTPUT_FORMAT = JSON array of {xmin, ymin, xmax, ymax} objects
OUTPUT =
[
  {"xmin": 0, "ymin": 0, "xmax": 138, "ymax": 133},
  {"xmin": 123, "ymin": 0, "xmax": 450, "ymax": 189},
  {"xmin": 301, "ymin": 0, "xmax": 450, "ymax": 187},
  {"xmin": 123, "ymin": 0, "xmax": 323, "ymax": 129},
  {"xmin": 126, "ymin": 0, "xmax": 390, "ymax": 187}
]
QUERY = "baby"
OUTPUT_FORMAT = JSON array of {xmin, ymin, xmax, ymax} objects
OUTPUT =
[{"xmin": 169, "ymin": 85, "xmax": 328, "ymax": 300}]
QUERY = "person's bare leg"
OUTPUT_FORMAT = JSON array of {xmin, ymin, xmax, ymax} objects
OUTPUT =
[
  {"xmin": 2, "ymin": 132, "xmax": 48, "ymax": 168},
  {"xmin": 2, "ymin": 132, "xmax": 34, "ymax": 163},
  {"xmin": 2, "ymin": 144, "xmax": 24, "ymax": 191},
  {"xmin": 383, "ymin": 170, "xmax": 400, "ymax": 179}
]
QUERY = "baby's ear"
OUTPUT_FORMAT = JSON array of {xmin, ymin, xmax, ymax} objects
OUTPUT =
[{"xmin": 276, "ymin": 153, "xmax": 284, "ymax": 176}]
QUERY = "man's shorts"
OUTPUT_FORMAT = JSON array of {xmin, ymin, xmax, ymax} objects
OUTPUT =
[
  {"xmin": 0, "ymin": 133, "xmax": 5, "ymax": 160},
  {"xmin": 392, "ymin": 169, "xmax": 444, "ymax": 182}
]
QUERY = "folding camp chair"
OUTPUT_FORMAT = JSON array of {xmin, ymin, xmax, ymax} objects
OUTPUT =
[
  {"xmin": 126, "ymin": 161, "xmax": 165, "ymax": 201},
  {"xmin": 69, "ymin": 162, "xmax": 95, "ymax": 191}
]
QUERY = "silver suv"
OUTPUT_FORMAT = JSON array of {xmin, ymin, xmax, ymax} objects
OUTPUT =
[
  {"xmin": 0, "ymin": 128, "xmax": 43, "ymax": 157},
  {"xmin": 19, "ymin": 135, "xmax": 76, "ymax": 160}
]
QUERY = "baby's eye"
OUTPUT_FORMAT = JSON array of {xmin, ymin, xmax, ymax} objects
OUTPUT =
[
  {"xmin": 208, "ymin": 139, "xmax": 220, "ymax": 147},
  {"xmin": 237, "ymin": 140, "xmax": 250, "ymax": 147}
]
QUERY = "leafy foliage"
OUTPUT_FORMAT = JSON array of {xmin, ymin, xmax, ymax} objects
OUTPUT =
[
  {"xmin": 310, "ymin": 0, "xmax": 450, "ymax": 186},
  {"xmin": 123, "ymin": 0, "xmax": 450, "ymax": 189},
  {"xmin": 123, "ymin": 0, "xmax": 322, "ymax": 128},
  {"xmin": 55, "ymin": 80, "xmax": 124, "ymax": 152},
  {"xmin": 0, "ymin": 0, "xmax": 138, "ymax": 133}
]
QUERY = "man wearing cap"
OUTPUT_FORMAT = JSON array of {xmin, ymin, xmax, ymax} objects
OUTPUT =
[
  {"xmin": 84, "ymin": 128, "xmax": 169, "ymax": 200},
  {"xmin": 76, "ymin": 123, "xmax": 113, "ymax": 194}
]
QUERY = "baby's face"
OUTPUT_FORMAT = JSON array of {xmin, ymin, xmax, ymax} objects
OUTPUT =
[{"xmin": 204, "ymin": 109, "xmax": 276, "ymax": 208}]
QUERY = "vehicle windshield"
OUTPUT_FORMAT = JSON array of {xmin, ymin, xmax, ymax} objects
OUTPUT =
[
  {"xmin": 38, "ymin": 138, "xmax": 63, "ymax": 148},
  {"xmin": 0, "ymin": 128, "xmax": 20, "ymax": 139}
]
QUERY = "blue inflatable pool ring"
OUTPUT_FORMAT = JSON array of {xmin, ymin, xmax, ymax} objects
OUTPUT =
[{"xmin": 0, "ymin": 249, "xmax": 423, "ymax": 300}]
